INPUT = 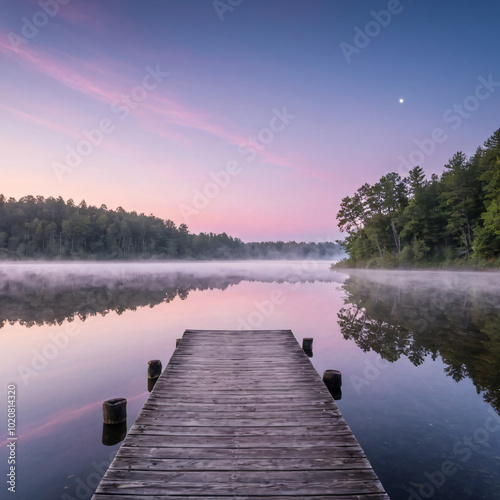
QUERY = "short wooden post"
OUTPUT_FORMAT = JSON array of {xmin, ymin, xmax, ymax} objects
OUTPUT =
[
  {"xmin": 176, "ymin": 338, "xmax": 181, "ymax": 347},
  {"xmin": 302, "ymin": 338, "xmax": 313, "ymax": 352},
  {"xmin": 148, "ymin": 359, "xmax": 162, "ymax": 379},
  {"xmin": 102, "ymin": 398, "xmax": 127, "ymax": 425},
  {"xmin": 323, "ymin": 369, "xmax": 342, "ymax": 390}
]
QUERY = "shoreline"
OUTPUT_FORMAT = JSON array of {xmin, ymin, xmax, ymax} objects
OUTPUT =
[{"xmin": 331, "ymin": 261, "xmax": 500, "ymax": 273}]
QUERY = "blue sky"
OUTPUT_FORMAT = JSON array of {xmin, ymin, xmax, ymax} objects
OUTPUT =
[{"xmin": 1, "ymin": 0, "xmax": 499, "ymax": 241}]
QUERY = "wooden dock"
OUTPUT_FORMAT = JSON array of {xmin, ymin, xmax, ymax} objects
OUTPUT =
[{"xmin": 92, "ymin": 329, "xmax": 389, "ymax": 499}]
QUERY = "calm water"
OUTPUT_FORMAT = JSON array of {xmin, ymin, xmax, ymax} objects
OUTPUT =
[{"xmin": 1, "ymin": 261, "xmax": 499, "ymax": 500}]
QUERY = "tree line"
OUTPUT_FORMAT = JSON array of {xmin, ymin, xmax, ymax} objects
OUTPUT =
[
  {"xmin": 0, "ymin": 195, "xmax": 339, "ymax": 259},
  {"xmin": 336, "ymin": 127, "xmax": 500, "ymax": 266}
]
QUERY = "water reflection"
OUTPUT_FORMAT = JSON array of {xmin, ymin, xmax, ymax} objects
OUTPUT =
[
  {"xmin": 329, "ymin": 388, "xmax": 342, "ymax": 400},
  {"xmin": 147, "ymin": 377, "xmax": 158, "ymax": 392},
  {"xmin": 102, "ymin": 422, "xmax": 127, "ymax": 446},
  {"xmin": 0, "ymin": 261, "xmax": 341, "ymax": 328},
  {"xmin": 2, "ymin": 262, "xmax": 500, "ymax": 499},
  {"xmin": 338, "ymin": 270, "xmax": 500, "ymax": 414}
]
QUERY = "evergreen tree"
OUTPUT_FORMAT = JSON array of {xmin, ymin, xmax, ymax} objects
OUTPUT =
[{"xmin": 337, "ymin": 127, "xmax": 500, "ymax": 266}]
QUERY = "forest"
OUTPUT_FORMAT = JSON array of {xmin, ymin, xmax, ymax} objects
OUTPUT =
[
  {"xmin": 0, "ymin": 195, "xmax": 339, "ymax": 260},
  {"xmin": 336, "ymin": 127, "xmax": 500, "ymax": 267}
]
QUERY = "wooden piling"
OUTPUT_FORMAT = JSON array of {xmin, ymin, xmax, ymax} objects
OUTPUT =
[
  {"xmin": 302, "ymin": 337, "xmax": 313, "ymax": 351},
  {"xmin": 323, "ymin": 369, "xmax": 342, "ymax": 390},
  {"xmin": 102, "ymin": 398, "xmax": 127, "ymax": 425},
  {"xmin": 147, "ymin": 359, "xmax": 162, "ymax": 379}
]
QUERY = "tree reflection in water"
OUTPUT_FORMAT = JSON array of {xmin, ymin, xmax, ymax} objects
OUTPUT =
[
  {"xmin": 338, "ymin": 270, "xmax": 500, "ymax": 414},
  {"xmin": 0, "ymin": 262, "xmax": 339, "ymax": 329},
  {"xmin": 0, "ymin": 274, "xmax": 233, "ymax": 329}
]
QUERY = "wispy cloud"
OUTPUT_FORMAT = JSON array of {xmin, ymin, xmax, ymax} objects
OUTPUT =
[
  {"xmin": 0, "ymin": 32, "xmax": 328, "ymax": 181},
  {"xmin": 0, "ymin": 37, "xmax": 119, "ymax": 103}
]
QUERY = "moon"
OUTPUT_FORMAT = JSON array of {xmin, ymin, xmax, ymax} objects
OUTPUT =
[{"xmin": 399, "ymin": 98, "xmax": 404, "ymax": 103}]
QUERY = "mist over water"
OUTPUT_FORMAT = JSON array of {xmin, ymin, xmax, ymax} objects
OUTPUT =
[
  {"xmin": 0, "ymin": 260, "xmax": 345, "ymax": 292},
  {"xmin": 343, "ymin": 268, "xmax": 500, "ymax": 295},
  {"xmin": 0, "ymin": 260, "xmax": 345, "ymax": 329}
]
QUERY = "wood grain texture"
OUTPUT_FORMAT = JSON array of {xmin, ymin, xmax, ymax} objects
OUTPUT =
[
  {"xmin": 92, "ymin": 329, "xmax": 389, "ymax": 499},
  {"xmin": 93, "ymin": 495, "xmax": 390, "ymax": 500}
]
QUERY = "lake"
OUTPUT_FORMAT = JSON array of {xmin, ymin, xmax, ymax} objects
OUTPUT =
[{"xmin": 1, "ymin": 261, "xmax": 499, "ymax": 500}]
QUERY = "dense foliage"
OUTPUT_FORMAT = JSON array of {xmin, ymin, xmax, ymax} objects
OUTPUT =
[
  {"xmin": 336, "ymin": 128, "xmax": 500, "ymax": 267},
  {"xmin": 0, "ymin": 195, "xmax": 339, "ymax": 259}
]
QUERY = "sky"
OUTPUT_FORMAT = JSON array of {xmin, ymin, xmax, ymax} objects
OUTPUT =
[{"xmin": 1, "ymin": 0, "xmax": 499, "ymax": 242}]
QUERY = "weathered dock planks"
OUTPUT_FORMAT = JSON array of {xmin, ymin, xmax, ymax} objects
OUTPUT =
[{"xmin": 92, "ymin": 329, "xmax": 389, "ymax": 499}]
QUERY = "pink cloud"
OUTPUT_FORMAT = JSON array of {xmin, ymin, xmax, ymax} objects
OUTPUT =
[
  {"xmin": 0, "ymin": 32, "xmax": 330, "ymax": 182},
  {"xmin": 0, "ymin": 37, "xmax": 120, "ymax": 104},
  {"xmin": 139, "ymin": 94, "xmax": 333, "ymax": 181},
  {"xmin": 138, "ymin": 93, "xmax": 248, "ymax": 144},
  {"xmin": 0, "ymin": 36, "xmax": 234, "ymax": 141}
]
